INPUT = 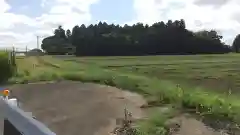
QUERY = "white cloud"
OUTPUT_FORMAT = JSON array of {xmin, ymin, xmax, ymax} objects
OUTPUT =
[
  {"xmin": 50, "ymin": 5, "xmax": 73, "ymax": 14},
  {"xmin": 0, "ymin": 1, "xmax": 37, "ymax": 30},
  {"xmin": 0, "ymin": 0, "xmax": 10, "ymax": 13},
  {"xmin": 37, "ymin": 0, "xmax": 100, "ymax": 30},
  {"xmin": 0, "ymin": 0, "xmax": 99, "ymax": 49},
  {"xmin": 0, "ymin": 13, "xmax": 38, "ymax": 29},
  {"xmin": 41, "ymin": 0, "xmax": 47, "ymax": 7},
  {"xmin": 194, "ymin": 0, "xmax": 230, "ymax": 7},
  {"xmin": 33, "ymin": 0, "xmax": 100, "ymax": 48},
  {"xmin": 131, "ymin": 0, "xmax": 240, "ymax": 45},
  {"xmin": 0, "ymin": 0, "xmax": 35, "ymax": 49},
  {"xmin": 1, "ymin": 0, "xmax": 240, "ymax": 49}
]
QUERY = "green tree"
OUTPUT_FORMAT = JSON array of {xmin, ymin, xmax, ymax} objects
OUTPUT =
[
  {"xmin": 54, "ymin": 25, "xmax": 66, "ymax": 39},
  {"xmin": 41, "ymin": 20, "xmax": 231, "ymax": 56},
  {"xmin": 195, "ymin": 30, "xmax": 222, "ymax": 42},
  {"xmin": 232, "ymin": 34, "xmax": 240, "ymax": 53},
  {"xmin": 66, "ymin": 29, "xmax": 72, "ymax": 40}
]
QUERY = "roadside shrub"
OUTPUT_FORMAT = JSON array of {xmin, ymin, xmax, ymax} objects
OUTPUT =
[{"xmin": 0, "ymin": 51, "xmax": 16, "ymax": 83}]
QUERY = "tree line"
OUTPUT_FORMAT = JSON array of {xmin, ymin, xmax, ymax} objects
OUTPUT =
[{"xmin": 41, "ymin": 19, "xmax": 236, "ymax": 56}]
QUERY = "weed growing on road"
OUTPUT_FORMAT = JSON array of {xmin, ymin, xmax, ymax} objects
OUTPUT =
[{"xmin": 112, "ymin": 108, "xmax": 139, "ymax": 135}]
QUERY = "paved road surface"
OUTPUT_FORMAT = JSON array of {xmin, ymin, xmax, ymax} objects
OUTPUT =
[{"xmin": 4, "ymin": 81, "xmax": 146, "ymax": 135}]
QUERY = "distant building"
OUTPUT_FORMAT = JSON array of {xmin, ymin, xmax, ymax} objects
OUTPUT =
[
  {"xmin": 26, "ymin": 48, "xmax": 44, "ymax": 56},
  {"xmin": 64, "ymin": 44, "xmax": 76, "ymax": 55}
]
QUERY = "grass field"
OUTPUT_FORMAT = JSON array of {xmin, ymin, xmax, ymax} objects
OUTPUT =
[
  {"xmin": 62, "ymin": 54, "xmax": 240, "ymax": 94},
  {"xmin": 11, "ymin": 54, "xmax": 240, "ymax": 134}
]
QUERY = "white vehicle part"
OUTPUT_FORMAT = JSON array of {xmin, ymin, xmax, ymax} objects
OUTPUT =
[{"xmin": 0, "ymin": 96, "xmax": 56, "ymax": 135}]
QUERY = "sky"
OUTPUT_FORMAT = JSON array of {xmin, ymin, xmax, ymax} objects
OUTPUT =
[{"xmin": 1, "ymin": 0, "xmax": 240, "ymax": 50}]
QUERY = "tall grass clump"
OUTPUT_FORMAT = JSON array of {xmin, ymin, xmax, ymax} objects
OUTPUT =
[{"xmin": 0, "ymin": 51, "xmax": 17, "ymax": 83}]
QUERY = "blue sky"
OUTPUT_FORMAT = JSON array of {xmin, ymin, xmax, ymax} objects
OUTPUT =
[
  {"xmin": 1, "ymin": 0, "xmax": 240, "ymax": 49},
  {"xmin": 91, "ymin": 0, "xmax": 135, "ymax": 24},
  {"xmin": 6, "ymin": 0, "xmax": 135, "ymax": 23},
  {"xmin": 7, "ymin": 0, "xmax": 46, "ymax": 17}
]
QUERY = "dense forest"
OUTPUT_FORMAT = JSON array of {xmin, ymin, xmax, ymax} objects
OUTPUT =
[{"xmin": 41, "ymin": 19, "xmax": 235, "ymax": 56}]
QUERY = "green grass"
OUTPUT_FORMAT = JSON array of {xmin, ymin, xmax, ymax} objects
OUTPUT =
[
  {"xmin": 136, "ymin": 106, "xmax": 178, "ymax": 135},
  {"xmin": 11, "ymin": 54, "xmax": 240, "ymax": 134},
  {"xmin": 66, "ymin": 54, "xmax": 240, "ymax": 94}
]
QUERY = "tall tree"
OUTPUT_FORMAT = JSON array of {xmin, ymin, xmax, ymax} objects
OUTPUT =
[
  {"xmin": 232, "ymin": 34, "xmax": 240, "ymax": 53},
  {"xmin": 54, "ymin": 25, "xmax": 66, "ymax": 39},
  {"xmin": 41, "ymin": 20, "xmax": 231, "ymax": 56},
  {"xmin": 179, "ymin": 19, "xmax": 186, "ymax": 29},
  {"xmin": 66, "ymin": 29, "xmax": 72, "ymax": 40},
  {"xmin": 195, "ymin": 30, "xmax": 222, "ymax": 42}
]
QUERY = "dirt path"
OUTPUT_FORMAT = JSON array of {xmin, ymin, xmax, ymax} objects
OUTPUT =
[
  {"xmin": 169, "ymin": 114, "xmax": 230, "ymax": 135},
  {"xmin": 3, "ymin": 81, "xmax": 233, "ymax": 135},
  {"xmin": 8, "ymin": 81, "xmax": 146, "ymax": 135}
]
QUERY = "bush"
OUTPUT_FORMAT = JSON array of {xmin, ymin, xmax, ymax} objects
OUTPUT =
[{"xmin": 0, "ymin": 51, "xmax": 16, "ymax": 83}]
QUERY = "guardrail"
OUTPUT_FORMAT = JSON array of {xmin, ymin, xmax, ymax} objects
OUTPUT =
[{"xmin": 0, "ymin": 97, "xmax": 56, "ymax": 135}]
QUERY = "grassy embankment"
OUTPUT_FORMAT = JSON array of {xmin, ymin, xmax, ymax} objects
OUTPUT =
[
  {"xmin": 0, "ymin": 51, "xmax": 16, "ymax": 83},
  {"xmin": 10, "ymin": 54, "xmax": 240, "ymax": 134}
]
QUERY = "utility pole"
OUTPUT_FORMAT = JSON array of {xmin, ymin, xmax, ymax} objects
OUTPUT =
[{"xmin": 36, "ymin": 36, "xmax": 39, "ymax": 49}]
